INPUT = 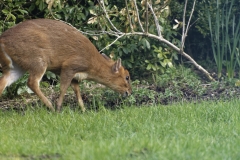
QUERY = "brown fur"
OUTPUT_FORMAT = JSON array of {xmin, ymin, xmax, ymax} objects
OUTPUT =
[{"xmin": 0, "ymin": 19, "xmax": 132, "ymax": 112}]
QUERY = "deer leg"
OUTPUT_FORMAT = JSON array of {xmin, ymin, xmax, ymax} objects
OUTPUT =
[
  {"xmin": 0, "ymin": 76, "xmax": 7, "ymax": 96},
  {"xmin": 71, "ymin": 80, "xmax": 86, "ymax": 112},
  {"xmin": 57, "ymin": 71, "xmax": 73, "ymax": 112},
  {"xmin": 27, "ymin": 68, "xmax": 55, "ymax": 112},
  {"xmin": 0, "ymin": 71, "xmax": 10, "ymax": 96},
  {"xmin": 0, "ymin": 64, "xmax": 25, "ymax": 96}
]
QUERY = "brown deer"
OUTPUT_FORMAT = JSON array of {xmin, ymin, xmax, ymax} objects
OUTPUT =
[{"xmin": 0, "ymin": 19, "xmax": 132, "ymax": 112}]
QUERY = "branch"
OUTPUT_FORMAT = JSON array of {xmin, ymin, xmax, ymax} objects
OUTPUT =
[
  {"xmin": 181, "ymin": 0, "xmax": 196, "ymax": 52},
  {"xmin": 126, "ymin": 32, "xmax": 215, "ymax": 81},
  {"xmin": 133, "ymin": 0, "xmax": 145, "ymax": 32},
  {"xmin": 125, "ymin": 0, "xmax": 134, "ymax": 32},
  {"xmin": 147, "ymin": 2, "xmax": 162, "ymax": 37},
  {"xmin": 99, "ymin": 34, "xmax": 125, "ymax": 53},
  {"xmin": 181, "ymin": 0, "xmax": 187, "ymax": 51},
  {"xmin": 185, "ymin": 0, "xmax": 196, "ymax": 34},
  {"xmin": 98, "ymin": 0, "xmax": 121, "ymax": 33},
  {"xmin": 145, "ymin": 0, "xmax": 149, "ymax": 33}
]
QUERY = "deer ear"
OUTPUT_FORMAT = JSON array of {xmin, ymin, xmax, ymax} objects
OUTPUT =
[
  {"xmin": 102, "ymin": 53, "xmax": 111, "ymax": 61},
  {"xmin": 112, "ymin": 58, "xmax": 122, "ymax": 73}
]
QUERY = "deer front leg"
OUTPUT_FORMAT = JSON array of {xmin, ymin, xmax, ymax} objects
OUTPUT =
[
  {"xmin": 71, "ymin": 80, "xmax": 86, "ymax": 112},
  {"xmin": 57, "ymin": 73, "xmax": 73, "ymax": 112}
]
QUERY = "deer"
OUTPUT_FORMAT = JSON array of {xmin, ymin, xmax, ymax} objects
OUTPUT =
[{"xmin": 0, "ymin": 19, "xmax": 132, "ymax": 112}]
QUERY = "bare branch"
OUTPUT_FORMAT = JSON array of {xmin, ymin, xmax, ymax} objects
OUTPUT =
[
  {"xmin": 99, "ymin": 34, "xmax": 125, "ymax": 53},
  {"xmin": 181, "ymin": 0, "xmax": 188, "ymax": 51},
  {"xmin": 98, "ymin": 0, "xmax": 121, "ymax": 33},
  {"xmin": 125, "ymin": 32, "xmax": 215, "ymax": 81},
  {"xmin": 133, "ymin": 0, "xmax": 145, "ymax": 32},
  {"xmin": 147, "ymin": 2, "xmax": 162, "ymax": 37},
  {"xmin": 145, "ymin": 0, "xmax": 149, "ymax": 33},
  {"xmin": 185, "ymin": 0, "xmax": 196, "ymax": 34},
  {"xmin": 125, "ymin": 0, "xmax": 134, "ymax": 32},
  {"xmin": 181, "ymin": 0, "xmax": 196, "ymax": 51}
]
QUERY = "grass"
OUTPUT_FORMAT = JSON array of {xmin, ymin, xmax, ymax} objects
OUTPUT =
[{"xmin": 0, "ymin": 99, "xmax": 240, "ymax": 160}]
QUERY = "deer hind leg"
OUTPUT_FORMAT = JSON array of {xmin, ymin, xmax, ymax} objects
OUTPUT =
[
  {"xmin": 27, "ymin": 68, "xmax": 55, "ymax": 112},
  {"xmin": 71, "ymin": 80, "xmax": 86, "ymax": 112},
  {"xmin": 0, "ymin": 63, "xmax": 25, "ymax": 96}
]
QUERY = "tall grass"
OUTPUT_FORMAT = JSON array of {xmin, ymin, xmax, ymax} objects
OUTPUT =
[
  {"xmin": 0, "ymin": 99, "xmax": 240, "ymax": 159},
  {"xmin": 208, "ymin": 0, "xmax": 240, "ymax": 79}
]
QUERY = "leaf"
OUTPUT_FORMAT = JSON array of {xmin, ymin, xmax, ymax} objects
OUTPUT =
[
  {"xmin": 77, "ymin": 13, "xmax": 86, "ymax": 20},
  {"xmin": 160, "ymin": 61, "xmax": 167, "ymax": 67},
  {"xmin": 146, "ymin": 64, "xmax": 152, "ymax": 70},
  {"xmin": 18, "ymin": 15, "xmax": 24, "ymax": 18},
  {"xmin": 9, "ymin": 14, "xmax": 16, "ymax": 21},
  {"xmin": 123, "ymin": 48, "xmax": 128, "ymax": 54},
  {"xmin": 174, "ymin": 19, "xmax": 179, "ymax": 23},
  {"xmin": 26, "ymin": 87, "xmax": 34, "ymax": 94},
  {"xmin": 164, "ymin": 59, "xmax": 173, "ymax": 68},
  {"xmin": 143, "ymin": 39, "xmax": 150, "ymax": 49},
  {"xmin": 18, "ymin": 9, "xmax": 28, "ymax": 15},
  {"xmin": 157, "ymin": 53, "xmax": 163, "ymax": 60},
  {"xmin": 173, "ymin": 24, "xmax": 179, "ymax": 30},
  {"xmin": 28, "ymin": 3, "xmax": 36, "ymax": 12},
  {"xmin": 2, "ymin": 9, "xmax": 9, "ymax": 14},
  {"xmin": 90, "ymin": 9, "xmax": 96, "ymax": 15},
  {"xmin": 235, "ymin": 80, "xmax": 240, "ymax": 86},
  {"xmin": 167, "ymin": 62, "xmax": 173, "ymax": 68},
  {"xmin": 87, "ymin": 17, "xmax": 98, "ymax": 24},
  {"xmin": 126, "ymin": 62, "xmax": 132, "ymax": 68}
]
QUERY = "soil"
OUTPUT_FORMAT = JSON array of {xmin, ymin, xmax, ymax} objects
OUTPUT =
[{"xmin": 0, "ymin": 78, "xmax": 239, "ymax": 111}]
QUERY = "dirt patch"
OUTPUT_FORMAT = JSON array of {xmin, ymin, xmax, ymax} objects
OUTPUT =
[
  {"xmin": 0, "ymin": 153, "xmax": 61, "ymax": 160},
  {"xmin": 1, "ymin": 81, "xmax": 239, "ymax": 111}
]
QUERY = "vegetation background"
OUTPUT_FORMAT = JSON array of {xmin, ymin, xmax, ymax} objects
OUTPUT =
[
  {"xmin": 1, "ymin": 1, "xmax": 240, "ymax": 159},
  {"xmin": 1, "ymin": 0, "xmax": 239, "ymax": 79},
  {"xmin": 1, "ymin": 0, "xmax": 240, "ymax": 102}
]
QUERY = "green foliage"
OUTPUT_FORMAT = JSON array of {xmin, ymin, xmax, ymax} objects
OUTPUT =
[
  {"xmin": 152, "ymin": 66, "xmax": 204, "ymax": 99},
  {"xmin": 145, "ymin": 45, "xmax": 178, "ymax": 73},
  {"xmin": 0, "ymin": 0, "xmax": 28, "ymax": 33},
  {"xmin": 73, "ymin": 0, "xmax": 178, "ymax": 78},
  {"xmin": 4, "ymin": 74, "xmax": 33, "ymax": 98}
]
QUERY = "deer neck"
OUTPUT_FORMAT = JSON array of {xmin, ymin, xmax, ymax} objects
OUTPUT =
[{"xmin": 87, "ymin": 55, "xmax": 116, "ymax": 86}]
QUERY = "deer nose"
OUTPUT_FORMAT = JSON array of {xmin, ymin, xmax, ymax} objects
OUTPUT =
[{"xmin": 123, "ymin": 90, "xmax": 131, "ymax": 97}]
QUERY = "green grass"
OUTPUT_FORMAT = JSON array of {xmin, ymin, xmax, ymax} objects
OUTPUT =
[{"xmin": 0, "ymin": 99, "xmax": 240, "ymax": 160}]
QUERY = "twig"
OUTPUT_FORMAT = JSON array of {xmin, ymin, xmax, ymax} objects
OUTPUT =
[
  {"xmin": 98, "ymin": 0, "xmax": 121, "ymax": 33},
  {"xmin": 145, "ymin": 0, "xmax": 149, "ymax": 33},
  {"xmin": 147, "ymin": 2, "xmax": 162, "ymax": 37},
  {"xmin": 99, "ymin": 34, "xmax": 125, "ymax": 53},
  {"xmin": 133, "ymin": 0, "xmax": 145, "ymax": 32},
  {"xmin": 181, "ymin": 0, "xmax": 196, "ymax": 52},
  {"xmin": 185, "ymin": 0, "xmax": 196, "ymax": 34},
  {"xmin": 125, "ymin": 0, "xmax": 134, "ymax": 32},
  {"xmin": 181, "ymin": 0, "xmax": 188, "ymax": 51}
]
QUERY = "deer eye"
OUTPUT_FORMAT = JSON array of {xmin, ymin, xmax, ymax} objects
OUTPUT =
[{"xmin": 126, "ymin": 76, "xmax": 129, "ymax": 81}]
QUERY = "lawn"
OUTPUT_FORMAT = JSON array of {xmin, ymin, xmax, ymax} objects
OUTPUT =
[{"xmin": 0, "ymin": 99, "xmax": 240, "ymax": 160}]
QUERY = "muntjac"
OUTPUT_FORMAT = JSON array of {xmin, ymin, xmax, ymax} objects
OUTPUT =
[{"xmin": 0, "ymin": 19, "xmax": 132, "ymax": 112}]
